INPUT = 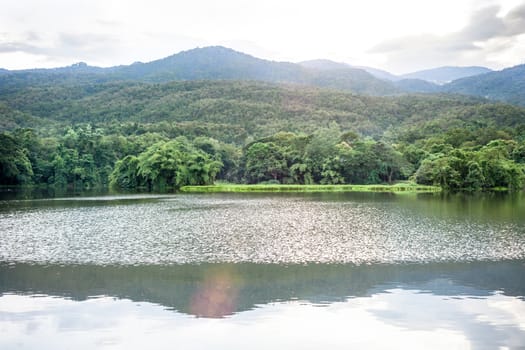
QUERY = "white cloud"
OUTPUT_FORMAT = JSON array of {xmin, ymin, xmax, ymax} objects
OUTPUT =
[
  {"xmin": 369, "ymin": 2, "xmax": 525, "ymax": 73},
  {"xmin": 0, "ymin": 0, "xmax": 523, "ymax": 73}
]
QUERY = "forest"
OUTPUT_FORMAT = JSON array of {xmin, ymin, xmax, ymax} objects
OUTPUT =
[{"xmin": 1, "ymin": 80, "xmax": 524, "ymax": 191}]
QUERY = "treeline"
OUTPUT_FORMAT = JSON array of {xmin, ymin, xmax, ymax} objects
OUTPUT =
[
  {"xmin": 3, "ymin": 80, "xmax": 522, "ymax": 143},
  {"xmin": 1, "ymin": 124, "xmax": 524, "ymax": 191},
  {"xmin": 1, "ymin": 81, "xmax": 525, "ymax": 191},
  {"xmin": 0, "ymin": 126, "xmax": 237, "ymax": 189}
]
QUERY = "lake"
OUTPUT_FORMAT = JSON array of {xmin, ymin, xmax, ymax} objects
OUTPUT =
[{"xmin": 1, "ymin": 190, "xmax": 524, "ymax": 349}]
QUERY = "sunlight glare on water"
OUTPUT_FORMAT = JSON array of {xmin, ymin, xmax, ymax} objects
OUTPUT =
[{"xmin": 0, "ymin": 193, "xmax": 524, "ymax": 265}]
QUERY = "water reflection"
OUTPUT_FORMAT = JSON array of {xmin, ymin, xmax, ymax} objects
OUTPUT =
[
  {"xmin": 1, "ymin": 191, "xmax": 525, "ymax": 348},
  {"xmin": 1, "ymin": 261, "xmax": 524, "ymax": 349},
  {"xmin": 1, "ymin": 261, "xmax": 524, "ymax": 316}
]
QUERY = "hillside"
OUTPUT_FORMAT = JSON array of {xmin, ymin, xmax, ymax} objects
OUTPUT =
[
  {"xmin": 298, "ymin": 59, "xmax": 350, "ymax": 71},
  {"xmin": 444, "ymin": 64, "xmax": 525, "ymax": 106},
  {"xmin": 2, "ymin": 47, "xmax": 524, "ymax": 106},
  {"xmin": 299, "ymin": 61, "xmax": 493, "ymax": 86},
  {"xmin": 1, "ymin": 79, "xmax": 523, "ymax": 142},
  {"xmin": 355, "ymin": 66, "xmax": 399, "ymax": 81},
  {"xmin": 401, "ymin": 66, "xmax": 492, "ymax": 84},
  {"xmin": 1, "ymin": 79, "xmax": 524, "ymax": 190},
  {"xmin": 394, "ymin": 79, "xmax": 441, "ymax": 93},
  {"xmin": 0, "ymin": 46, "xmax": 399, "ymax": 96}
]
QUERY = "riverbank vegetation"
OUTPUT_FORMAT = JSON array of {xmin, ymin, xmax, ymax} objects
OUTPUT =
[
  {"xmin": 0, "ymin": 81, "xmax": 524, "ymax": 192},
  {"xmin": 180, "ymin": 183, "xmax": 441, "ymax": 193}
]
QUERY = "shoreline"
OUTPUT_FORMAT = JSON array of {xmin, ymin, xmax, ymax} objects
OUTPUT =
[{"xmin": 180, "ymin": 183, "xmax": 442, "ymax": 193}]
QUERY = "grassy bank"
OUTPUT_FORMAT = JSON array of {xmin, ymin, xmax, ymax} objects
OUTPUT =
[{"xmin": 180, "ymin": 183, "xmax": 441, "ymax": 193}]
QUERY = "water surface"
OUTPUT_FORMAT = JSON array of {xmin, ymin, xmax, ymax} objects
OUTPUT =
[
  {"xmin": 1, "ymin": 191, "xmax": 524, "ymax": 349},
  {"xmin": 1, "ymin": 192, "xmax": 524, "ymax": 264}
]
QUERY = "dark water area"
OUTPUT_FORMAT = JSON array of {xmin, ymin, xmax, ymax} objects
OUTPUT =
[{"xmin": 1, "ymin": 190, "xmax": 524, "ymax": 349}]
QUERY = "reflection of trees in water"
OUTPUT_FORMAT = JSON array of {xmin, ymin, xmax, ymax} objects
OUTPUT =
[{"xmin": 1, "ymin": 260, "xmax": 524, "ymax": 318}]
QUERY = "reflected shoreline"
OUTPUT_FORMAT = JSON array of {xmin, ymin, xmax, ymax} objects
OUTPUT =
[{"xmin": 2, "ymin": 260, "xmax": 524, "ymax": 318}]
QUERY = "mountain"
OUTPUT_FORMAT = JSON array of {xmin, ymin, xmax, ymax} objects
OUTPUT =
[
  {"xmin": 117, "ymin": 46, "xmax": 306, "ymax": 82},
  {"xmin": 26, "ymin": 62, "xmax": 109, "ymax": 74},
  {"xmin": 299, "ymin": 60, "xmax": 494, "ymax": 86},
  {"xmin": 444, "ymin": 64, "xmax": 525, "ymax": 106},
  {"xmin": 394, "ymin": 79, "xmax": 441, "ymax": 93},
  {"xmin": 0, "ymin": 46, "xmax": 399, "ymax": 96},
  {"xmin": 2, "ymin": 47, "xmax": 523, "ymax": 103},
  {"xmin": 107, "ymin": 46, "xmax": 400, "ymax": 95},
  {"xmin": 303, "ymin": 66, "xmax": 399, "ymax": 95},
  {"xmin": 299, "ymin": 59, "xmax": 400, "ymax": 81},
  {"xmin": 353, "ymin": 66, "xmax": 400, "ymax": 81},
  {"xmin": 3, "ymin": 79, "xmax": 520, "ymax": 143},
  {"xmin": 401, "ymin": 66, "xmax": 492, "ymax": 84},
  {"xmin": 132, "ymin": 46, "xmax": 400, "ymax": 95},
  {"xmin": 299, "ymin": 59, "xmax": 350, "ymax": 71}
]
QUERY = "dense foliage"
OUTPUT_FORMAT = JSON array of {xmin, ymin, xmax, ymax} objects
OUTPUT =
[
  {"xmin": 1, "ymin": 124, "xmax": 523, "ymax": 191},
  {"xmin": 0, "ymin": 80, "xmax": 524, "ymax": 191},
  {"xmin": 0, "ymin": 46, "xmax": 400, "ymax": 97},
  {"xmin": 109, "ymin": 137, "xmax": 222, "ymax": 189},
  {"xmin": 445, "ymin": 64, "xmax": 525, "ymax": 106}
]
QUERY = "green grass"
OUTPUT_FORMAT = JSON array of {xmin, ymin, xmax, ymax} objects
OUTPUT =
[{"xmin": 180, "ymin": 183, "xmax": 441, "ymax": 193}]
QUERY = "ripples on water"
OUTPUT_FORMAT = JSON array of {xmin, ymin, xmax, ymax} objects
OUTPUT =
[{"xmin": 1, "ymin": 193, "xmax": 524, "ymax": 265}]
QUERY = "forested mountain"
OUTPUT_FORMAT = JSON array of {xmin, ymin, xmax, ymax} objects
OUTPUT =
[
  {"xmin": 355, "ymin": 66, "xmax": 400, "ymax": 81},
  {"xmin": 1, "ymin": 78, "xmax": 524, "ymax": 191},
  {"xmin": 444, "ymin": 64, "xmax": 525, "ymax": 106},
  {"xmin": 299, "ymin": 61, "xmax": 492, "ymax": 85},
  {"xmin": 394, "ymin": 79, "xmax": 441, "ymax": 93},
  {"xmin": 0, "ymin": 46, "xmax": 399, "ymax": 96},
  {"xmin": 1, "ymin": 47, "xmax": 523, "ymax": 105},
  {"xmin": 0, "ymin": 47, "xmax": 524, "ymax": 191},
  {"xmin": 299, "ymin": 59, "xmax": 399, "ymax": 81},
  {"xmin": 0, "ymin": 79, "xmax": 509, "ymax": 141},
  {"xmin": 299, "ymin": 59, "xmax": 350, "ymax": 71},
  {"xmin": 116, "ymin": 46, "xmax": 306, "ymax": 82},
  {"xmin": 401, "ymin": 66, "xmax": 492, "ymax": 84}
]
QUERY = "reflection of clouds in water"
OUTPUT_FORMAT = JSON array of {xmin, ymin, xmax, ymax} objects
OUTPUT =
[
  {"xmin": 1, "ymin": 290, "xmax": 524, "ymax": 349},
  {"xmin": 367, "ymin": 289, "xmax": 525, "ymax": 349}
]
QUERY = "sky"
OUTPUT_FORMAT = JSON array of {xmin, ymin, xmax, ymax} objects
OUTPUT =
[{"xmin": 1, "ymin": 0, "xmax": 525, "ymax": 74}]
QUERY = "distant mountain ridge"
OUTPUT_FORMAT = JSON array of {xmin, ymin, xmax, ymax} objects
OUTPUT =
[
  {"xmin": 400, "ymin": 66, "xmax": 493, "ymax": 84},
  {"xmin": 299, "ymin": 59, "xmax": 400, "ymax": 81},
  {"xmin": 299, "ymin": 59, "xmax": 492, "ymax": 84},
  {"xmin": 0, "ymin": 46, "xmax": 400, "ymax": 96},
  {"xmin": 297, "ymin": 59, "xmax": 350, "ymax": 71},
  {"xmin": 444, "ymin": 64, "xmax": 525, "ymax": 106},
  {"xmin": 299, "ymin": 58, "xmax": 523, "ymax": 105},
  {"xmin": 0, "ymin": 46, "xmax": 522, "ymax": 105},
  {"xmin": 393, "ymin": 79, "xmax": 442, "ymax": 93}
]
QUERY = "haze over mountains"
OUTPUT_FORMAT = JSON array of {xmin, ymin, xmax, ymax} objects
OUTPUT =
[
  {"xmin": 0, "ymin": 46, "xmax": 523, "ymax": 106},
  {"xmin": 298, "ymin": 59, "xmax": 492, "ymax": 84}
]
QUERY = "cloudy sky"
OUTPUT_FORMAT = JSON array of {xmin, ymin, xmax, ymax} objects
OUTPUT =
[{"xmin": 1, "ymin": 0, "xmax": 524, "ymax": 74}]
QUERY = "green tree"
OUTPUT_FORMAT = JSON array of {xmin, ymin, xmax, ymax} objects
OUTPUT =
[
  {"xmin": 0, "ymin": 133, "xmax": 33, "ymax": 185},
  {"xmin": 109, "ymin": 155, "xmax": 142, "ymax": 188},
  {"xmin": 464, "ymin": 161, "xmax": 485, "ymax": 191},
  {"xmin": 244, "ymin": 142, "xmax": 288, "ymax": 183},
  {"xmin": 111, "ymin": 137, "xmax": 222, "ymax": 190}
]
